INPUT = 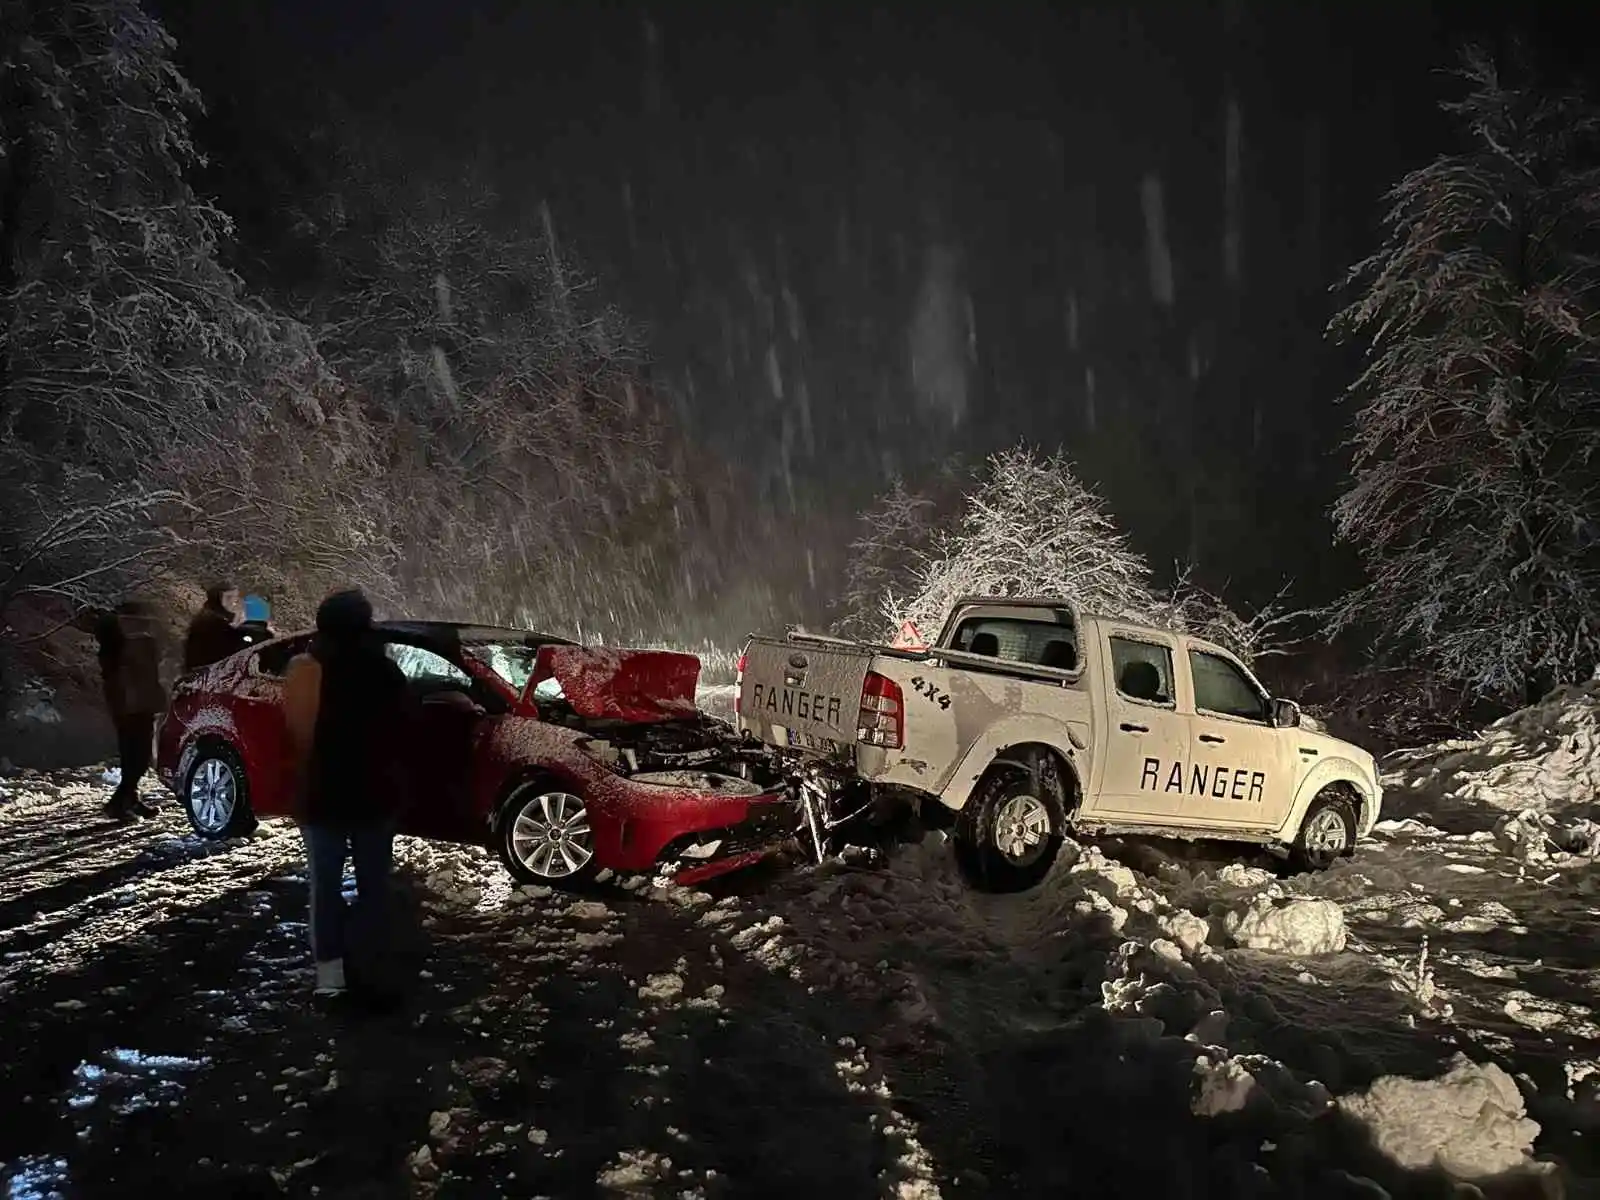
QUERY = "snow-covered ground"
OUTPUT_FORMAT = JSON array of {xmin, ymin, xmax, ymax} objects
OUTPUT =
[{"xmin": 3, "ymin": 686, "xmax": 1600, "ymax": 1196}]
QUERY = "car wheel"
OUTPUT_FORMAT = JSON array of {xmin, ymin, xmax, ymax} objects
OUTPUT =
[
  {"xmin": 954, "ymin": 764, "xmax": 1065, "ymax": 893},
  {"xmin": 182, "ymin": 742, "xmax": 257, "ymax": 839},
  {"xmin": 497, "ymin": 782, "xmax": 600, "ymax": 889},
  {"xmin": 1290, "ymin": 788, "xmax": 1357, "ymax": 873}
]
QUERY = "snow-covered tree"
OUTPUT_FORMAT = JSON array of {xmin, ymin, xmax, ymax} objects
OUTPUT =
[
  {"xmin": 833, "ymin": 455, "xmax": 969, "ymax": 640},
  {"xmin": 843, "ymin": 443, "xmax": 1294, "ymax": 663},
  {"xmin": 272, "ymin": 141, "xmax": 699, "ymax": 635},
  {"xmin": 0, "ymin": 0, "xmax": 273, "ymax": 619},
  {"xmin": 890, "ymin": 446, "xmax": 1154, "ymax": 636},
  {"xmin": 1328, "ymin": 49, "xmax": 1600, "ymax": 703}
]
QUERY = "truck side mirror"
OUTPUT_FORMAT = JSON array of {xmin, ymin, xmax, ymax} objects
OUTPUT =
[{"xmin": 1272, "ymin": 698, "xmax": 1302, "ymax": 729}]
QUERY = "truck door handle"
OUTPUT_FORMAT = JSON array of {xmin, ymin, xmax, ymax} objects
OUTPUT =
[
  {"xmin": 1299, "ymin": 747, "xmax": 1319, "ymax": 757},
  {"xmin": 1198, "ymin": 734, "xmax": 1225, "ymax": 745},
  {"xmin": 1119, "ymin": 722, "xmax": 1148, "ymax": 733}
]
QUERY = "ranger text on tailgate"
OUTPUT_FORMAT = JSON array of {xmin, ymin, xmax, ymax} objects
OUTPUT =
[{"xmin": 736, "ymin": 597, "xmax": 1382, "ymax": 892}]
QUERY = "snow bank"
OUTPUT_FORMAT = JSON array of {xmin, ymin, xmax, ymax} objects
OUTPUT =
[
  {"xmin": 1387, "ymin": 681, "xmax": 1600, "ymax": 816},
  {"xmin": 1493, "ymin": 809, "xmax": 1600, "ymax": 864},
  {"xmin": 1222, "ymin": 896, "xmax": 1347, "ymax": 955},
  {"xmin": 1338, "ymin": 1055, "xmax": 1540, "ymax": 1180}
]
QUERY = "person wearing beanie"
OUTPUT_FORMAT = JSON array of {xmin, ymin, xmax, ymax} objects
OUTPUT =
[
  {"xmin": 183, "ymin": 582, "xmax": 247, "ymax": 673},
  {"xmin": 95, "ymin": 598, "xmax": 167, "ymax": 822},
  {"xmin": 282, "ymin": 588, "xmax": 412, "ymax": 1005}
]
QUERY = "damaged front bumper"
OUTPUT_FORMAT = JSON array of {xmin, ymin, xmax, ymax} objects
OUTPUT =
[
  {"xmin": 653, "ymin": 792, "xmax": 806, "ymax": 886},
  {"xmin": 591, "ymin": 767, "xmax": 799, "ymax": 884}
]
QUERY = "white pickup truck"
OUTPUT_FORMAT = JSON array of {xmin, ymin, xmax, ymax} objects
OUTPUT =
[{"xmin": 736, "ymin": 596, "xmax": 1381, "ymax": 892}]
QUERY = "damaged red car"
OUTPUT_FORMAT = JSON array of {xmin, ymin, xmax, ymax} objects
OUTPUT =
[{"xmin": 155, "ymin": 623, "xmax": 796, "ymax": 888}]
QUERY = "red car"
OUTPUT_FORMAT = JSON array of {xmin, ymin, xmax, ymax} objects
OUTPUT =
[{"xmin": 155, "ymin": 622, "xmax": 796, "ymax": 888}]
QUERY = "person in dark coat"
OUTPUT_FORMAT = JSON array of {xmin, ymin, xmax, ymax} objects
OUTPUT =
[
  {"xmin": 183, "ymin": 583, "xmax": 247, "ymax": 673},
  {"xmin": 95, "ymin": 599, "xmax": 167, "ymax": 822},
  {"xmin": 283, "ymin": 589, "xmax": 412, "ymax": 1002}
]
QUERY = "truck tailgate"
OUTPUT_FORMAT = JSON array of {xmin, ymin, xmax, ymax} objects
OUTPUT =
[{"xmin": 738, "ymin": 638, "xmax": 873, "ymax": 755}]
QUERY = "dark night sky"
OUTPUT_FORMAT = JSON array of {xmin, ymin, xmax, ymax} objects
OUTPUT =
[{"xmin": 153, "ymin": 0, "xmax": 1600, "ymax": 621}]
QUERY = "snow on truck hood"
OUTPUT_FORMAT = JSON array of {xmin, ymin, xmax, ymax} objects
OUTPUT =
[{"xmin": 528, "ymin": 646, "xmax": 702, "ymax": 723}]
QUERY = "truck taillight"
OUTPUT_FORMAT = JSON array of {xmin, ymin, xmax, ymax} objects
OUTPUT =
[
  {"xmin": 857, "ymin": 671, "xmax": 904, "ymax": 750},
  {"xmin": 734, "ymin": 651, "xmax": 747, "ymax": 715}
]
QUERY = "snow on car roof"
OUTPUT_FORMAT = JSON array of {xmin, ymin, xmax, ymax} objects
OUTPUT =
[
  {"xmin": 376, "ymin": 621, "xmax": 577, "ymax": 647},
  {"xmin": 948, "ymin": 596, "xmax": 1190, "ymax": 642}
]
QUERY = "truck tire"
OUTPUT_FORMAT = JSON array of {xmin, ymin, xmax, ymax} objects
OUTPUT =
[
  {"xmin": 954, "ymin": 764, "xmax": 1065, "ymax": 893},
  {"xmin": 1289, "ymin": 787, "xmax": 1357, "ymax": 874}
]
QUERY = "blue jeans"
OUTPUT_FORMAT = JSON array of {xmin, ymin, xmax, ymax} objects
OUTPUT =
[{"xmin": 302, "ymin": 823, "xmax": 394, "ymax": 964}]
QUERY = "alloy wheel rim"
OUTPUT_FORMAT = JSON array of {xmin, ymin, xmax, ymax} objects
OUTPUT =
[
  {"xmin": 1304, "ymin": 807, "xmax": 1349, "ymax": 859},
  {"xmin": 510, "ymin": 791, "xmax": 594, "ymax": 878},
  {"xmin": 994, "ymin": 793, "xmax": 1051, "ymax": 864},
  {"xmin": 188, "ymin": 758, "xmax": 236, "ymax": 833}
]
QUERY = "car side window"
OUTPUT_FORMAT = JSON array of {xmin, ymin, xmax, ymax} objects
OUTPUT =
[
  {"xmin": 1109, "ymin": 637, "xmax": 1175, "ymax": 706},
  {"xmin": 386, "ymin": 643, "xmax": 471, "ymax": 688},
  {"xmin": 1189, "ymin": 650, "xmax": 1270, "ymax": 722}
]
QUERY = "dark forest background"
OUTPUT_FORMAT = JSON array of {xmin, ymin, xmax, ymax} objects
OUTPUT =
[{"xmin": 146, "ymin": 0, "xmax": 1592, "ymax": 619}]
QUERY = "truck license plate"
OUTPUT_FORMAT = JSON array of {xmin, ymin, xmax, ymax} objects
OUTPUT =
[{"xmin": 783, "ymin": 727, "xmax": 841, "ymax": 754}]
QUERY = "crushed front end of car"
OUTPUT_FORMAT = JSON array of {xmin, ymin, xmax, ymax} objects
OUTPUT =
[{"xmin": 573, "ymin": 722, "xmax": 802, "ymax": 885}]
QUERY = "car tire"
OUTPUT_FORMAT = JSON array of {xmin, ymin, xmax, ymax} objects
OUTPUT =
[
  {"xmin": 182, "ymin": 741, "xmax": 257, "ymax": 839},
  {"xmin": 954, "ymin": 763, "xmax": 1066, "ymax": 893},
  {"xmin": 1290, "ymin": 787, "xmax": 1357, "ymax": 873},
  {"xmin": 496, "ymin": 779, "xmax": 601, "ymax": 889}
]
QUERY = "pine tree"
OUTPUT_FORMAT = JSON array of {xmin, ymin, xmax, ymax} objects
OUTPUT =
[
  {"xmin": 0, "ymin": 0, "xmax": 272, "ymax": 614},
  {"xmin": 1329, "ymin": 49, "xmax": 1600, "ymax": 703}
]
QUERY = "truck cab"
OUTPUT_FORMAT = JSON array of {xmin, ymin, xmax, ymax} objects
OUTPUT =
[{"xmin": 737, "ymin": 597, "xmax": 1381, "ymax": 891}]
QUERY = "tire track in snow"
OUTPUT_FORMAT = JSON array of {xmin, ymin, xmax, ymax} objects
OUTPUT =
[
  {"xmin": 0, "ymin": 827, "xmax": 302, "ymax": 991},
  {"xmin": 401, "ymin": 860, "xmax": 898, "ymax": 1198}
]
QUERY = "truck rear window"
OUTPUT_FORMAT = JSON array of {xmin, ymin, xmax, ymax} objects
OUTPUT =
[{"xmin": 951, "ymin": 618, "xmax": 1078, "ymax": 670}]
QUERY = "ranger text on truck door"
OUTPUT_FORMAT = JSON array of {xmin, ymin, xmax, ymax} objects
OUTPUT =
[{"xmin": 736, "ymin": 597, "xmax": 1382, "ymax": 892}]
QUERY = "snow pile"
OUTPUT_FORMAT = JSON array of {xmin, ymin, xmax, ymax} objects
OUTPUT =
[
  {"xmin": 1213, "ymin": 863, "xmax": 1278, "ymax": 890},
  {"xmin": 696, "ymin": 830, "xmax": 1364, "ymax": 1152},
  {"xmin": 1493, "ymin": 809, "xmax": 1600, "ymax": 864},
  {"xmin": 1387, "ymin": 681, "xmax": 1600, "ymax": 816},
  {"xmin": 68, "ymin": 1048, "xmax": 208, "ymax": 1116},
  {"xmin": 596, "ymin": 1148, "xmax": 674, "ymax": 1192},
  {"xmin": 1338, "ymin": 1055, "xmax": 1541, "ymax": 1180},
  {"xmin": 1221, "ymin": 896, "xmax": 1347, "ymax": 955}
]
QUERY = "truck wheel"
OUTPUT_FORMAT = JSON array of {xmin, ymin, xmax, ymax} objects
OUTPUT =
[
  {"xmin": 954, "ymin": 764, "xmax": 1065, "ymax": 893},
  {"xmin": 1290, "ymin": 788, "xmax": 1357, "ymax": 873}
]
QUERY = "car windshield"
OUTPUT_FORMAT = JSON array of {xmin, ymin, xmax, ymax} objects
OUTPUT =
[{"xmin": 464, "ymin": 642, "xmax": 542, "ymax": 694}]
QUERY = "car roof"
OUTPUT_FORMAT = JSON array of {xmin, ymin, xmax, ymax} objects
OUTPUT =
[
  {"xmin": 375, "ymin": 621, "xmax": 577, "ymax": 648},
  {"xmin": 946, "ymin": 595, "xmax": 1222, "ymax": 646}
]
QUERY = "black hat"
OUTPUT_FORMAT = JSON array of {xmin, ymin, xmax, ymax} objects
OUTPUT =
[{"xmin": 316, "ymin": 589, "xmax": 373, "ymax": 638}]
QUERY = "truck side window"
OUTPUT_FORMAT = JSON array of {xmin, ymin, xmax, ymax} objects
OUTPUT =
[
  {"xmin": 1109, "ymin": 637, "xmax": 1174, "ymax": 705},
  {"xmin": 1189, "ymin": 650, "xmax": 1270, "ymax": 722},
  {"xmin": 954, "ymin": 617, "xmax": 1077, "ymax": 668}
]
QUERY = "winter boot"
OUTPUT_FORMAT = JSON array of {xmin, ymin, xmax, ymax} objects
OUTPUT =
[{"xmin": 313, "ymin": 957, "xmax": 347, "ymax": 1001}]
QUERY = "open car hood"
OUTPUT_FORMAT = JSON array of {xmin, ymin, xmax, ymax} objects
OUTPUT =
[{"xmin": 527, "ymin": 646, "xmax": 702, "ymax": 723}]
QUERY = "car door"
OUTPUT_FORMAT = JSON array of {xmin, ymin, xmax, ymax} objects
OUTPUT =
[
  {"xmin": 383, "ymin": 642, "xmax": 491, "ymax": 843},
  {"xmin": 1092, "ymin": 631, "xmax": 1193, "ymax": 821},
  {"xmin": 232, "ymin": 637, "xmax": 310, "ymax": 817},
  {"xmin": 1182, "ymin": 645, "xmax": 1295, "ymax": 829}
]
